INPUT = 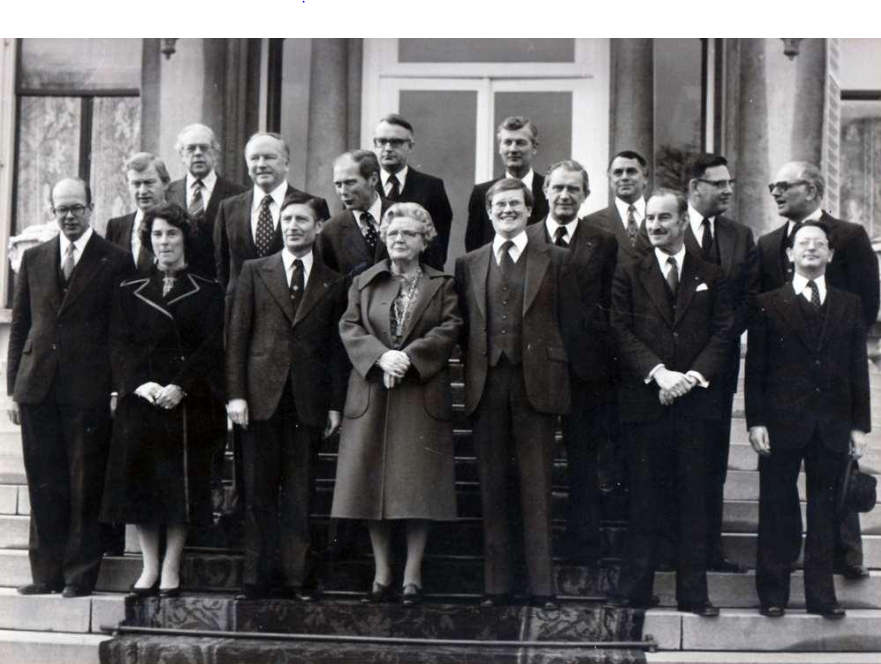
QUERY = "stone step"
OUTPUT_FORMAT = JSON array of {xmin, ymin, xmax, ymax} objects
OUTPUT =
[
  {"xmin": 647, "ymin": 654, "xmax": 881, "ymax": 664},
  {"xmin": 0, "ymin": 587, "xmax": 125, "ymax": 633},
  {"xmin": 0, "ymin": 432, "xmax": 21, "ymax": 457},
  {"xmin": 0, "ymin": 629, "xmax": 109, "ymax": 664},
  {"xmin": 0, "ymin": 456, "xmax": 24, "ymax": 485},
  {"xmin": 643, "ymin": 608, "xmax": 881, "ymax": 652}
]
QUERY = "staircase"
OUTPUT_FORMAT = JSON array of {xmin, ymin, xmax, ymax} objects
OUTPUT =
[{"xmin": 0, "ymin": 329, "xmax": 880, "ymax": 662}]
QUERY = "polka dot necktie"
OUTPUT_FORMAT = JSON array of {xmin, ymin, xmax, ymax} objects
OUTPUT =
[{"xmin": 255, "ymin": 195, "xmax": 275, "ymax": 257}]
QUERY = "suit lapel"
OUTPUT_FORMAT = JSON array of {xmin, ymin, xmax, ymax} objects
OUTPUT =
[
  {"xmin": 258, "ymin": 254, "xmax": 295, "ymax": 324},
  {"xmin": 132, "ymin": 277, "xmax": 174, "ymax": 321},
  {"xmin": 523, "ymin": 242, "xmax": 550, "ymax": 314},
  {"xmin": 768, "ymin": 225, "xmax": 788, "ymax": 286},
  {"xmin": 716, "ymin": 217, "xmax": 736, "ymax": 275},
  {"xmin": 166, "ymin": 273, "xmax": 201, "ymax": 306},
  {"xmin": 817, "ymin": 287, "xmax": 845, "ymax": 350},
  {"xmin": 34, "ymin": 238, "xmax": 63, "ymax": 314},
  {"xmin": 638, "ymin": 253, "xmax": 674, "ymax": 327},
  {"xmin": 343, "ymin": 211, "xmax": 370, "ymax": 263},
  {"xmin": 293, "ymin": 259, "xmax": 334, "ymax": 327},
  {"xmin": 468, "ymin": 245, "xmax": 491, "ymax": 322},
  {"xmin": 398, "ymin": 272, "xmax": 443, "ymax": 347},
  {"xmin": 59, "ymin": 235, "xmax": 107, "ymax": 314},
  {"xmin": 674, "ymin": 252, "xmax": 702, "ymax": 326},
  {"xmin": 684, "ymin": 223, "xmax": 702, "ymax": 257},
  {"xmin": 238, "ymin": 191, "xmax": 257, "ymax": 255},
  {"xmin": 570, "ymin": 223, "xmax": 596, "ymax": 264},
  {"xmin": 774, "ymin": 285, "xmax": 813, "ymax": 352}
]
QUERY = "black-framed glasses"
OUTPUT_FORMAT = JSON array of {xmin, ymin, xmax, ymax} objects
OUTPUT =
[
  {"xmin": 373, "ymin": 138, "xmax": 411, "ymax": 149},
  {"xmin": 768, "ymin": 180, "xmax": 809, "ymax": 195},
  {"xmin": 52, "ymin": 204, "xmax": 87, "ymax": 217},
  {"xmin": 697, "ymin": 178, "xmax": 736, "ymax": 189}
]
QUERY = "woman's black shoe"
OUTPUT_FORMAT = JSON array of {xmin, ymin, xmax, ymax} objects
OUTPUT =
[
  {"xmin": 127, "ymin": 581, "xmax": 159, "ymax": 598},
  {"xmin": 159, "ymin": 585, "xmax": 181, "ymax": 598},
  {"xmin": 401, "ymin": 583, "xmax": 422, "ymax": 606},
  {"xmin": 362, "ymin": 581, "xmax": 393, "ymax": 603}
]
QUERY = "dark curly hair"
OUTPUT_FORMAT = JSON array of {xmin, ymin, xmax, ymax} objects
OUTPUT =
[{"xmin": 140, "ymin": 203, "xmax": 196, "ymax": 263}]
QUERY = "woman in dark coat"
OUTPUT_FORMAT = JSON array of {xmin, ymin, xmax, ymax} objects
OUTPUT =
[
  {"xmin": 101, "ymin": 203, "xmax": 224, "ymax": 597},
  {"xmin": 331, "ymin": 202, "xmax": 462, "ymax": 605}
]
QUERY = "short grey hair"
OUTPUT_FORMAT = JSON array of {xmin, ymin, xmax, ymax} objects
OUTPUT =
[
  {"xmin": 174, "ymin": 123, "xmax": 220, "ymax": 153},
  {"xmin": 379, "ymin": 202, "xmax": 437, "ymax": 246},
  {"xmin": 123, "ymin": 152, "xmax": 171, "ymax": 185}
]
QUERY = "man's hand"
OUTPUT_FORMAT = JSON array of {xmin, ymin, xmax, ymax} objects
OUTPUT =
[
  {"xmin": 654, "ymin": 367, "xmax": 693, "ymax": 398},
  {"xmin": 324, "ymin": 410, "xmax": 341, "ymax": 439},
  {"xmin": 659, "ymin": 389, "xmax": 675, "ymax": 406},
  {"xmin": 749, "ymin": 426, "xmax": 771, "ymax": 456},
  {"xmin": 154, "ymin": 384, "xmax": 185, "ymax": 410},
  {"xmin": 383, "ymin": 372, "xmax": 398, "ymax": 389},
  {"xmin": 7, "ymin": 402, "xmax": 19, "ymax": 426},
  {"xmin": 134, "ymin": 382, "xmax": 163, "ymax": 403},
  {"xmin": 377, "ymin": 350, "xmax": 410, "ymax": 378},
  {"xmin": 850, "ymin": 430, "xmax": 868, "ymax": 460},
  {"xmin": 110, "ymin": 394, "xmax": 118, "ymax": 417},
  {"xmin": 227, "ymin": 398, "xmax": 249, "ymax": 429}
]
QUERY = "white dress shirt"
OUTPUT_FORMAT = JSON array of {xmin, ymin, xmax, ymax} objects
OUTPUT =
[
  {"xmin": 356, "ymin": 196, "xmax": 384, "ymax": 236},
  {"xmin": 186, "ymin": 170, "xmax": 217, "ymax": 208},
  {"xmin": 131, "ymin": 209, "xmax": 145, "ymax": 263},
  {"xmin": 688, "ymin": 204, "xmax": 715, "ymax": 242},
  {"xmin": 492, "ymin": 230, "xmax": 528, "ymax": 265},
  {"xmin": 507, "ymin": 169, "xmax": 534, "ymax": 192},
  {"xmin": 786, "ymin": 206, "xmax": 823, "ymax": 236},
  {"xmin": 250, "ymin": 181, "xmax": 288, "ymax": 240},
  {"xmin": 792, "ymin": 273, "xmax": 827, "ymax": 305},
  {"xmin": 381, "ymin": 166, "xmax": 408, "ymax": 197},
  {"xmin": 615, "ymin": 196, "xmax": 646, "ymax": 230},
  {"xmin": 545, "ymin": 215, "xmax": 578, "ymax": 246},
  {"xmin": 282, "ymin": 248, "xmax": 314, "ymax": 289},
  {"xmin": 59, "ymin": 227, "xmax": 93, "ymax": 269}
]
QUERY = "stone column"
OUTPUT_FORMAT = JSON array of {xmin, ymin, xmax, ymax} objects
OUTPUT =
[
  {"xmin": 790, "ymin": 39, "xmax": 826, "ymax": 165},
  {"xmin": 611, "ymin": 39, "xmax": 654, "ymax": 182}
]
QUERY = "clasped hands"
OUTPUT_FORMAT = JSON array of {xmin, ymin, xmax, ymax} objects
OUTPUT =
[
  {"xmin": 655, "ymin": 367, "xmax": 696, "ymax": 406},
  {"xmin": 134, "ymin": 382, "xmax": 185, "ymax": 410},
  {"xmin": 378, "ymin": 350, "xmax": 410, "ymax": 389}
]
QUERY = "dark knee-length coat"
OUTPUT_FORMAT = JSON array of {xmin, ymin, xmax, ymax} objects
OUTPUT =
[
  {"xmin": 101, "ymin": 269, "xmax": 224, "ymax": 526},
  {"xmin": 331, "ymin": 261, "xmax": 463, "ymax": 521}
]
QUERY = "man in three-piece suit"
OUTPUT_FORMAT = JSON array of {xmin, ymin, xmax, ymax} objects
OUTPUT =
[
  {"xmin": 372, "ymin": 114, "xmax": 453, "ymax": 270},
  {"xmin": 456, "ymin": 178, "xmax": 573, "ymax": 610},
  {"xmin": 525, "ymin": 160, "xmax": 618, "ymax": 564},
  {"xmin": 106, "ymin": 152, "xmax": 170, "ymax": 274},
  {"xmin": 7, "ymin": 178, "xmax": 132, "ymax": 598},
  {"xmin": 683, "ymin": 153, "xmax": 759, "ymax": 574},
  {"xmin": 214, "ymin": 131, "xmax": 330, "ymax": 306},
  {"xmin": 166, "ymin": 123, "xmax": 245, "ymax": 279},
  {"xmin": 318, "ymin": 150, "xmax": 391, "ymax": 279},
  {"xmin": 464, "ymin": 116, "xmax": 548, "ymax": 252},
  {"xmin": 757, "ymin": 161, "xmax": 879, "ymax": 580},
  {"xmin": 583, "ymin": 150, "xmax": 652, "ymax": 263},
  {"xmin": 226, "ymin": 195, "xmax": 347, "ymax": 600},
  {"xmin": 747, "ymin": 221, "xmax": 870, "ymax": 619},
  {"xmin": 608, "ymin": 189, "xmax": 733, "ymax": 617}
]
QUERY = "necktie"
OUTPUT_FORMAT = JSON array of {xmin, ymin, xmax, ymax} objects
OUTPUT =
[
  {"xmin": 134, "ymin": 219, "xmax": 153, "ymax": 272},
  {"xmin": 387, "ymin": 174, "xmax": 401, "ymax": 201},
  {"xmin": 701, "ymin": 218, "xmax": 713, "ymax": 260},
  {"xmin": 189, "ymin": 179, "xmax": 205, "ymax": 218},
  {"xmin": 361, "ymin": 212, "xmax": 379, "ymax": 252},
  {"xmin": 62, "ymin": 243, "xmax": 75, "ymax": 282},
  {"xmin": 255, "ymin": 195, "xmax": 275, "ymax": 257},
  {"xmin": 806, "ymin": 279, "xmax": 821, "ymax": 313},
  {"xmin": 499, "ymin": 240, "xmax": 515, "ymax": 276},
  {"xmin": 290, "ymin": 259, "xmax": 304, "ymax": 316},
  {"xmin": 627, "ymin": 204, "xmax": 638, "ymax": 247},
  {"xmin": 554, "ymin": 226, "xmax": 569, "ymax": 248},
  {"xmin": 666, "ymin": 256, "xmax": 679, "ymax": 296}
]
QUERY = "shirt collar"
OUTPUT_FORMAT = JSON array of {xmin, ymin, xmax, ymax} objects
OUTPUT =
[
  {"xmin": 545, "ymin": 215, "xmax": 579, "ymax": 245},
  {"xmin": 188, "ymin": 169, "xmax": 217, "ymax": 193},
  {"xmin": 252, "ymin": 181, "xmax": 288, "ymax": 211},
  {"xmin": 506, "ymin": 169, "xmax": 534, "ymax": 192},
  {"xmin": 688, "ymin": 203, "xmax": 715, "ymax": 239},
  {"xmin": 787, "ymin": 206, "xmax": 823, "ymax": 233},
  {"xmin": 615, "ymin": 196, "xmax": 646, "ymax": 226},
  {"xmin": 493, "ymin": 230, "xmax": 528, "ymax": 264},
  {"xmin": 655, "ymin": 244, "xmax": 687, "ymax": 273},
  {"xmin": 792, "ymin": 272, "xmax": 827, "ymax": 303},
  {"xmin": 357, "ymin": 195, "xmax": 383, "ymax": 225},
  {"xmin": 283, "ymin": 247, "xmax": 314, "ymax": 281},
  {"xmin": 382, "ymin": 165, "xmax": 408, "ymax": 191},
  {"xmin": 59, "ymin": 226, "xmax": 93, "ymax": 258}
]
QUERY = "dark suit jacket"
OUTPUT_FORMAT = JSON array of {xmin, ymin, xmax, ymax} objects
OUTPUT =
[
  {"xmin": 213, "ymin": 184, "xmax": 330, "ymax": 298},
  {"xmin": 757, "ymin": 211, "xmax": 880, "ymax": 329},
  {"xmin": 611, "ymin": 250, "xmax": 733, "ymax": 423},
  {"xmin": 526, "ymin": 219, "xmax": 618, "ymax": 387},
  {"xmin": 7, "ymin": 233, "xmax": 133, "ymax": 407},
  {"xmin": 167, "ymin": 173, "xmax": 246, "ymax": 279},
  {"xmin": 464, "ymin": 173, "xmax": 548, "ymax": 252},
  {"xmin": 226, "ymin": 252, "xmax": 347, "ymax": 426},
  {"xmin": 375, "ymin": 167, "xmax": 453, "ymax": 270},
  {"xmin": 105, "ymin": 212, "xmax": 153, "ymax": 275},
  {"xmin": 454, "ymin": 239, "xmax": 571, "ymax": 416},
  {"xmin": 746, "ymin": 284, "xmax": 870, "ymax": 452},
  {"xmin": 316, "ymin": 200, "xmax": 392, "ymax": 280},
  {"xmin": 583, "ymin": 200, "xmax": 652, "ymax": 264}
]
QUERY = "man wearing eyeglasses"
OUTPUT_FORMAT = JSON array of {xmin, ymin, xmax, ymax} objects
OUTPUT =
[
  {"xmin": 166, "ymin": 124, "xmax": 245, "ymax": 279},
  {"xmin": 7, "ymin": 178, "xmax": 132, "ymax": 598},
  {"xmin": 372, "ymin": 114, "xmax": 453, "ymax": 270},
  {"xmin": 747, "ymin": 221, "xmax": 869, "ymax": 619},
  {"xmin": 681, "ymin": 153, "xmax": 759, "ymax": 575},
  {"xmin": 464, "ymin": 116, "xmax": 548, "ymax": 252},
  {"xmin": 757, "ymin": 161, "xmax": 879, "ymax": 580}
]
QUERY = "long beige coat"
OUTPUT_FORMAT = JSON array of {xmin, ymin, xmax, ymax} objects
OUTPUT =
[{"xmin": 331, "ymin": 261, "xmax": 462, "ymax": 520}]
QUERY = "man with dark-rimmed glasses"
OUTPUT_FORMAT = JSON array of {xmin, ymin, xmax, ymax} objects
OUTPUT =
[{"xmin": 756, "ymin": 160, "xmax": 878, "ymax": 581}]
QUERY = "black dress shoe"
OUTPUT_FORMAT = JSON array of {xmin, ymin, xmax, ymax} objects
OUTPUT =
[
  {"xmin": 480, "ymin": 593, "xmax": 514, "ymax": 608},
  {"xmin": 17, "ymin": 582, "xmax": 62, "ymax": 595},
  {"xmin": 401, "ymin": 584, "xmax": 422, "ymax": 606},
  {"xmin": 362, "ymin": 582, "xmax": 393, "ymax": 604},
  {"xmin": 807, "ymin": 604, "xmax": 846, "ymax": 619},
  {"xmin": 529, "ymin": 595, "xmax": 559, "ymax": 610},
  {"xmin": 127, "ymin": 581, "xmax": 159, "ymax": 598},
  {"xmin": 839, "ymin": 564, "xmax": 870, "ymax": 580},
  {"xmin": 709, "ymin": 558, "xmax": 747, "ymax": 574},
  {"xmin": 278, "ymin": 586, "xmax": 317, "ymax": 602},
  {"xmin": 759, "ymin": 605, "xmax": 785, "ymax": 618},
  {"xmin": 159, "ymin": 585, "xmax": 180, "ymax": 598},
  {"xmin": 236, "ymin": 585, "xmax": 270, "ymax": 600},
  {"xmin": 604, "ymin": 595, "xmax": 660, "ymax": 610},
  {"xmin": 678, "ymin": 602, "xmax": 720, "ymax": 617},
  {"xmin": 62, "ymin": 585, "xmax": 91, "ymax": 598}
]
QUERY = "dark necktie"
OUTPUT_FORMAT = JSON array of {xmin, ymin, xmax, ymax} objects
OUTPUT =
[
  {"xmin": 255, "ymin": 195, "xmax": 275, "ymax": 257},
  {"xmin": 361, "ymin": 212, "xmax": 379, "ymax": 252},
  {"xmin": 189, "ymin": 179, "xmax": 205, "ymax": 218},
  {"xmin": 61, "ymin": 243, "xmax": 75, "ymax": 282},
  {"xmin": 554, "ymin": 226, "xmax": 569, "ymax": 248},
  {"xmin": 666, "ymin": 256, "xmax": 679, "ymax": 296},
  {"xmin": 627, "ymin": 204, "xmax": 638, "ymax": 247},
  {"xmin": 135, "ymin": 219, "xmax": 154, "ymax": 273},
  {"xmin": 701, "ymin": 217, "xmax": 713, "ymax": 260},
  {"xmin": 499, "ymin": 240, "xmax": 515, "ymax": 276},
  {"xmin": 806, "ymin": 279, "xmax": 821, "ymax": 313},
  {"xmin": 290, "ymin": 259, "xmax": 304, "ymax": 316},
  {"xmin": 387, "ymin": 174, "xmax": 401, "ymax": 201}
]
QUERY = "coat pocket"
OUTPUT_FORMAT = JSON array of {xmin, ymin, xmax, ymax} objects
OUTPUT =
[
  {"xmin": 343, "ymin": 373, "xmax": 371, "ymax": 419},
  {"xmin": 546, "ymin": 345, "xmax": 568, "ymax": 363}
]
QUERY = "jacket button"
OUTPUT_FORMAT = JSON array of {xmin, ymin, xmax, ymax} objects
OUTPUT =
[{"xmin": 51, "ymin": 344, "xmax": 57, "ymax": 350}]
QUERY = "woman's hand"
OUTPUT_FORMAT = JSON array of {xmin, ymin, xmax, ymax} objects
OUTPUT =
[
  {"xmin": 134, "ymin": 382, "xmax": 163, "ymax": 404},
  {"xmin": 154, "ymin": 384, "xmax": 185, "ymax": 410},
  {"xmin": 377, "ymin": 350, "xmax": 410, "ymax": 378},
  {"xmin": 227, "ymin": 399, "xmax": 249, "ymax": 429}
]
